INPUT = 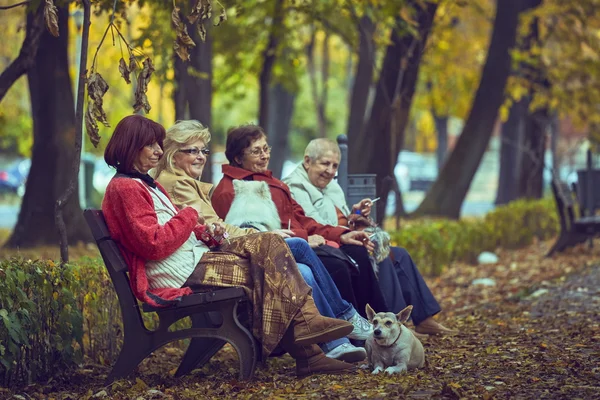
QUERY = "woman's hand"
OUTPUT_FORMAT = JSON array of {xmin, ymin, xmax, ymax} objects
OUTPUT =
[
  {"xmin": 307, "ymin": 234, "xmax": 326, "ymax": 248},
  {"xmin": 351, "ymin": 198, "xmax": 372, "ymax": 217},
  {"xmin": 340, "ymin": 231, "xmax": 375, "ymax": 252},
  {"xmin": 209, "ymin": 221, "xmax": 227, "ymax": 236},
  {"xmin": 273, "ymin": 229, "xmax": 295, "ymax": 238},
  {"xmin": 182, "ymin": 203, "xmax": 205, "ymax": 224}
]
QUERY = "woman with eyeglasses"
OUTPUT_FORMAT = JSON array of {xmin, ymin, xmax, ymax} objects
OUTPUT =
[
  {"xmin": 154, "ymin": 120, "xmax": 371, "ymax": 363},
  {"xmin": 101, "ymin": 115, "xmax": 358, "ymax": 378},
  {"xmin": 211, "ymin": 125, "xmax": 389, "ymax": 320}
]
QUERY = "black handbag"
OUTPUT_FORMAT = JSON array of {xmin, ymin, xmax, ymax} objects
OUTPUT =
[{"xmin": 312, "ymin": 245, "xmax": 361, "ymax": 276}]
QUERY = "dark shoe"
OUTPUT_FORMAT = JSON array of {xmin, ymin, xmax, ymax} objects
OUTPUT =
[
  {"xmin": 296, "ymin": 353, "xmax": 357, "ymax": 378},
  {"xmin": 415, "ymin": 317, "xmax": 457, "ymax": 335},
  {"xmin": 294, "ymin": 297, "xmax": 353, "ymax": 346}
]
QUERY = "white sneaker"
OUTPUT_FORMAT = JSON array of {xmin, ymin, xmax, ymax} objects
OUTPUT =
[
  {"xmin": 325, "ymin": 343, "xmax": 367, "ymax": 363},
  {"xmin": 347, "ymin": 312, "xmax": 373, "ymax": 340}
]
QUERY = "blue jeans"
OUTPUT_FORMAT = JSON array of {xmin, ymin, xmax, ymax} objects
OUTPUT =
[{"xmin": 286, "ymin": 238, "xmax": 356, "ymax": 353}]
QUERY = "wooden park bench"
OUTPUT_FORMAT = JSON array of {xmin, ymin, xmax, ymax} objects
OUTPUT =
[
  {"xmin": 547, "ymin": 179, "xmax": 600, "ymax": 256},
  {"xmin": 83, "ymin": 209, "xmax": 259, "ymax": 385}
]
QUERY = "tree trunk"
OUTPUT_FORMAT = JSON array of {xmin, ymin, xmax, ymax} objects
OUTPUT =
[
  {"xmin": 434, "ymin": 114, "xmax": 448, "ymax": 170},
  {"xmin": 517, "ymin": 108, "xmax": 548, "ymax": 199},
  {"xmin": 495, "ymin": 98, "xmax": 527, "ymax": 205},
  {"xmin": 413, "ymin": 0, "xmax": 540, "ymax": 218},
  {"xmin": 6, "ymin": 5, "xmax": 91, "ymax": 248},
  {"xmin": 186, "ymin": 20, "xmax": 213, "ymax": 183},
  {"xmin": 173, "ymin": 56, "xmax": 188, "ymax": 121},
  {"xmin": 0, "ymin": 4, "xmax": 44, "ymax": 104},
  {"xmin": 350, "ymin": 2, "xmax": 438, "ymax": 222},
  {"xmin": 346, "ymin": 15, "xmax": 375, "ymax": 145},
  {"xmin": 267, "ymin": 83, "xmax": 296, "ymax": 179},
  {"xmin": 258, "ymin": 0, "xmax": 285, "ymax": 130}
]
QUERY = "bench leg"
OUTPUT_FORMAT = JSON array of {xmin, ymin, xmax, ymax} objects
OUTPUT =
[
  {"xmin": 546, "ymin": 232, "xmax": 588, "ymax": 257},
  {"xmin": 175, "ymin": 312, "xmax": 226, "ymax": 377},
  {"xmin": 104, "ymin": 335, "xmax": 154, "ymax": 386},
  {"xmin": 225, "ymin": 301, "xmax": 258, "ymax": 380}
]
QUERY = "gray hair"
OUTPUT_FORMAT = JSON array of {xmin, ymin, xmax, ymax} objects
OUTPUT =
[
  {"xmin": 153, "ymin": 120, "xmax": 211, "ymax": 177},
  {"xmin": 304, "ymin": 138, "xmax": 340, "ymax": 162}
]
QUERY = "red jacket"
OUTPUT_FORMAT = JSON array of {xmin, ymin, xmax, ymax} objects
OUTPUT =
[
  {"xmin": 212, "ymin": 165, "xmax": 349, "ymax": 242},
  {"xmin": 102, "ymin": 176, "xmax": 205, "ymax": 307}
]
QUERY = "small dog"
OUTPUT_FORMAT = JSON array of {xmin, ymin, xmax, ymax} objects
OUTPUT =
[
  {"xmin": 347, "ymin": 213, "xmax": 391, "ymax": 265},
  {"xmin": 224, "ymin": 179, "xmax": 281, "ymax": 232},
  {"xmin": 365, "ymin": 304, "xmax": 425, "ymax": 375}
]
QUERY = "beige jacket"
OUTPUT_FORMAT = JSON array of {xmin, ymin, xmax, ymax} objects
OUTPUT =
[{"xmin": 155, "ymin": 167, "xmax": 257, "ymax": 238}]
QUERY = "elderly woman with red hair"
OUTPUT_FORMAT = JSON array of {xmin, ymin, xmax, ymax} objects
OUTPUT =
[{"xmin": 100, "ymin": 115, "xmax": 357, "ymax": 378}]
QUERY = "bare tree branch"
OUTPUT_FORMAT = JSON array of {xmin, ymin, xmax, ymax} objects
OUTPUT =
[
  {"xmin": 0, "ymin": 3, "xmax": 43, "ymax": 104},
  {"xmin": 0, "ymin": 0, "xmax": 30, "ymax": 10}
]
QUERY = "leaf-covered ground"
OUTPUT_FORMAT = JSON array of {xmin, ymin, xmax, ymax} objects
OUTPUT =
[{"xmin": 4, "ymin": 239, "xmax": 600, "ymax": 399}]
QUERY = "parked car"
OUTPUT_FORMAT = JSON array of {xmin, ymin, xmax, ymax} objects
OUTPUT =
[
  {"xmin": 0, "ymin": 158, "xmax": 31, "ymax": 195},
  {"xmin": 395, "ymin": 151, "xmax": 437, "ymax": 192}
]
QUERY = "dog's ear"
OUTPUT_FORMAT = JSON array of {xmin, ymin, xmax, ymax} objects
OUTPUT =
[
  {"xmin": 396, "ymin": 305, "xmax": 413, "ymax": 324},
  {"xmin": 365, "ymin": 304, "xmax": 376, "ymax": 322},
  {"xmin": 232, "ymin": 179, "xmax": 243, "ymax": 193},
  {"xmin": 257, "ymin": 181, "xmax": 270, "ymax": 198}
]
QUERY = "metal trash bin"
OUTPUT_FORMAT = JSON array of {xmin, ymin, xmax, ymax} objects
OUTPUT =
[{"xmin": 347, "ymin": 174, "xmax": 377, "ymax": 221}]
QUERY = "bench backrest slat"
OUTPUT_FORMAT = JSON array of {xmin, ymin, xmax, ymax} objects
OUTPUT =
[
  {"xmin": 84, "ymin": 209, "xmax": 146, "ymax": 328},
  {"xmin": 551, "ymin": 179, "xmax": 577, "ymax": 231}
]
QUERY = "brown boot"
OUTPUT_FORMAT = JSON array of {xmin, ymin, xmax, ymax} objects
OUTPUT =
[
  {"xmin": 415, "ymin": 317, "xmax": 457, "ymax": 335},
  {"xmin": 293, "ymin": 297, "xmax": 353, "ymax": 346},
  {"xmin": 281, "ymin": 332, "xmax": 356, "ymax": 378}
]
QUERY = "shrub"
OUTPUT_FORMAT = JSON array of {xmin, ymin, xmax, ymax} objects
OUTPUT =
[
  {"xmin": 0, "ymin": 256, "xmax": 190, "ymax": 388},
  {"xmin": 389, "ymin": 198, "xmax": 559, "ymax": 275},
  {"xmin": 0, "ymin": 258, "xmax": 84, "ymax": 387}
]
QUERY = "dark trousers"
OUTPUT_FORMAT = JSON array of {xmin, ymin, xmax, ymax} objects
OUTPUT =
[
  {"xmin": 377, "ymin": 246, "xmax": 441, "ymax": 325},
  {"xmin": 314, "ymin": 244, "xmax": 388, "ymax": 318}
]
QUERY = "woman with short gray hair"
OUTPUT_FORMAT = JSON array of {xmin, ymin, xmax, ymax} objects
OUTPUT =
[{"xmin": 283, "ymin": 138, "xmax": 456, "ymax": 335}]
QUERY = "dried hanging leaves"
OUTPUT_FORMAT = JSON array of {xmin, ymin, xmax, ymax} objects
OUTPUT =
[
  {"xmin": 118, "ymin": 58, "xmax": 131, "ymax": 84},
  {"xmin": 85, "ymin": 72, "xmax": 110, "ymax": 147},
  {"xmin": 215, "ymin": 7, "xmax": 227, "ymax": 27},
  {"xmin": 173, "ymin": 7, "xmax": 196, "ymax": 61},
  {"xmin": 173, "ymin": 0, "xmax": 227, "ymax": 61},
  {"xmin": 44, "ymin": 0, "xmax": 59, "ymax": 37},
  {"xmin": 133, "ymin": 58, "xmax": 155, "ymax": 113},
  {"xmin": 188, "ymin": 0, "xmax": 211, "ymax": 24}
]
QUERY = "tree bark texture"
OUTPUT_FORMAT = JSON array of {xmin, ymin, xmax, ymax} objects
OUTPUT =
[
  {"xmin": 306, "ymin": 29, "xmax": 330, "ymax": 138},
  {"xmin": 0, "ymin": 3, "xmax": 44, "ymax": 104},
  {"xmin": 495, "ymin": 98, "xmax": 528, "ymax": 205},
  {"xmin": 258, "ymin": 0, "xmax": 285, "ymax": 130},
  {"xmin": 517, "ymin": 108, "xmax": 548, "ymax": 199},
  {"xmin": 434, "ymin": 114, "xmax": 448, "ymax": 170},
  {"xmin": 187, "ymin": 19, "xmax": 213, "ymax": 183},
  {"xmin": 413, "ymin": 0, "xmax": 539, "ymax": 218},
  {"xmin": 267, "ymin": 83, "xmax": 296, "ymax": 179},
  {"xmin": 6, "ymin": 5, "xmax": 92, "ymax": 249},
  {"xmin": 55, "ymin": 0, "xmax": 92, "ymax": 263},
  {"xmin": 173, "ymin": 55, "xmax": 188, "ymax": 121},
  {"xmin": 346, "ymin": 15, "xmax": 375, "ymax": 144},
  {"xmin": 349, "ymin": 2, "xmax": 438, "ymax": 222}
]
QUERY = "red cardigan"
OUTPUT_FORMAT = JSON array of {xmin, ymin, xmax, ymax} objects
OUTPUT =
[
  {"xmin": 212, "ymin": 165, "xmax": 349, "ymax": 242},
  {"xmin": 102, "ymin": 176, "xmax": 205, "ymax": 307}
]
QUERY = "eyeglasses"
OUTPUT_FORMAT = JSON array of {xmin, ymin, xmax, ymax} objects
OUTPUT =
[
  {"xmin": 246, "ymin": 145, "xmax": 272, "ymax": 158},
  {"xmin": 179, "ymin": 147, "xmax": 210, "ymax": 156}
]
